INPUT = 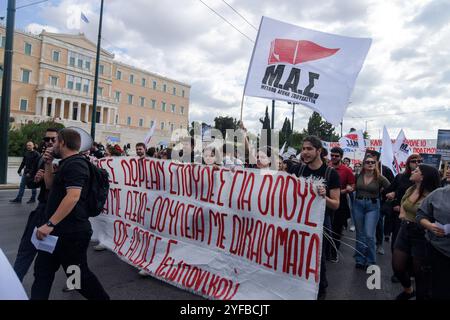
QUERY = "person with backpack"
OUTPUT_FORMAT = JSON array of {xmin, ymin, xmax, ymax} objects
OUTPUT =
[
  {"xmin": 286, "ymin": 136, "xmax": 340, "ymax": 300},
  {"xmin": 31, "ymin": 128, "xmax": 109, "ymax": 300},
  {"xmin": 353, "ymin": 154, "xmax": 390, "ymax": 269}
]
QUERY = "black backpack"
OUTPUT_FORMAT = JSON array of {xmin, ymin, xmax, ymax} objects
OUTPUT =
[{"xmin": 82, "ymin": 157, "xmax": 110, "ymax": 217}]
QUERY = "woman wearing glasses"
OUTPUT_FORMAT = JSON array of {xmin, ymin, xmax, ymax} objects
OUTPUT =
[
  {"xmin": 392, "ymin": 164, "xmax": 440, "ymax": 300},
  {"xmin": 385, "ymin": 154, "xmax": 423, "ymax": 282},
  {"xmin": 353, "ymin": 154, "xmax": 391, "ymax": 269}
]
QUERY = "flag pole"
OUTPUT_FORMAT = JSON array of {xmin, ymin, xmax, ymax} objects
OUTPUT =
[
  {"xmin": 90, "ymin": 0, "xmax": 104, "ymax": 140},
  {"xmin": 240, "ymin": 93, "xmax": 245, "ymax": 122}
]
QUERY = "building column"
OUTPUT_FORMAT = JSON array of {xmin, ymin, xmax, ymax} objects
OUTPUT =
[
  {"xmin": 50, "ymin": 98, "xmax": 56, "ymax": 118},
  {"xmin": 42, "ymin": 96, "xmax": 48, "ymax": 116},
  {"xmin": 84, "ymin": 104, "xmax": 89, "ymax": 122},
  {"xmin": 69, "ymin": 101, "xmax": 74, "ymax": 121},
  {"xmin": 35, "ymin": 96, "xmax": 41, "ymax": 116},
  {"xmin": 106, "ymin": 107, "xmax": 111, "ymax": 125},
  {"xmin": 76, "ymin": 102, "xmax": 81, "ymax": 121},
  {"xmin": 59, "ymin": 99, "xmax": 65, "ymax": 119}
]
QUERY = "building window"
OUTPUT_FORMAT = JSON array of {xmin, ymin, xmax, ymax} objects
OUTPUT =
[
  {"xmin": 140, "ymin": 97, "xmax": 145, "ymax": 107},
  {"xmin": 161, "ymin": 122, "xmax": 165, "ymax": 130},
  {"xmin": 115, "ymin": 114, "xmax": 119, "ymax": 124},
  {"xmin": 163, "ymin": 84, "xmax": 167, "ymax": 92},
  {"xmin": 20, "ymin": 99, "xmax": 28, "ymax": 112},
  {"xmin": 173, "ymin": 87, "xmax": 176, "ymax": 95},
  {"xmin": 83, "ymin": 79, "xmax": 89, "ymax": 93},
  {"xmin": 24, "ymin": 42, "xmax": 32, "ymax": 55},
  {"xmin": 129, "ymin": 74, "xmax": 134, "ymax": 84},
  {"xmin": 69, "ymin": 56, "xmax": 75, "ymax": 67},
  {"xmin": 170, "ymin": 123, "xmax": 174, "ymax": 132},
  {"xmin": 67, "ymin": 75, "xmax": 74, "ymax": 90},
  {"xmin": 182, "ymin": 89, "xmax": 185, "ymax": 98},
  {"xmin": 151, "ymin": 99, "xmax": 156, "ymax": 109},
  {"xmin": 75, "ymin": 77, "xmax": 82, "ymax": 91},
  {"xmin": 85, "ymin": 60, "xmax": 91, "ymax": 70},
  {"xmin": 116, "ymin": 70, "xmax": 122, "ymax": 80},
  {"xmin": 150, "ymin": 120, "xmax": 154, "ymax": 128},
  {"xmin": 171, "ymin": 104, "xmax": 175, "ymax": 113},
  {"xmin": 0, "ymin": 64, "xmax": 3, "ymax": 78},
  {"xmin": 98, "ymin": 87, "xmax": 103, "ymax": 96},
  {"xmin": 115, "ymin": 91, "xmax": 121, "ymax": 102},
  {"xmin": 139, "ymin": 118, "xmax": 144, "ymax": 127},
  {"xmin": 50, "ymin": 76, "xmax": 58, "ymax": 86},
  {"xmin": 77, "ymin": 58, "xmax": 83, "ymax": 68},
  {"xmin": 128, "ymin": 94, "xmax": 133, "ymax": 105},
  {"xmin": 21, "ymin": 69, "xmax": 31, "ymax": 83},
  {"xmin": 152, "ymin": 80, "xmax": 157, "ymax": 90},
  {"xmin": 99, "ymin": 64, "xmax": 104, "ymax": 75},
  {"xmin": 127, "ymin": 117, "xmax": 131, "ymax": 126},
  {"xmin": 180, "ymin": 106, "xmax": 184, "ymax": 115},
  {"xmin": 52, "ymin": 51, "xmax": 60, "ymax": 62},
  {"xmin": 0, "ymin": 36, "xmax": 5, "ymax": 48},
  {"xmin": 161, "ymin": 102, "xmax": 166, "ymax": 112},
  {"xmin": 141, "ymin": 78, "xmax": 146, "ymax": 87}
]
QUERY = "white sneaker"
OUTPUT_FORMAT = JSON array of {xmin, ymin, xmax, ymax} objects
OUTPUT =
[
  {"xmin": 377, "ymin": 245, "xmax": 385, "ymax": 255},
  {"xmin": 138, "ymin": 269, "xmax": 151, "ymax": 277},
  {"xmin": 93, "ymin": 244, "xmax": 107, "ymax": 251},
  {"xmin": 349, "ymin": 225, "xmax": 355, "ymax": 232}
]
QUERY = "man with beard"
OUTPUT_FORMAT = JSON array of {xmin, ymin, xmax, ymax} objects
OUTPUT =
[
  {"xmin": 329, "ymin": 147, "xmax": 355, "ymax": 263},
  {"xmin": 31, "ymin": 128, "xmax": 109, "ymax": 300},
  {"xmin": 287, "ymin": 136, "xmax": 340, "ymax": 300},
  {"xmin": 135, "ymin": 142, "xmax": 147, "ymax": 159},
  {"xmin": 13, "ymin": 128, "xmax": 58, "ymax": 281}
]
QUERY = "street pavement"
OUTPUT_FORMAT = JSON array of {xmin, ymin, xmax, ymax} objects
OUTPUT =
[{"xmin": 0, "ymin": 189, "xmax": 402, "ymax": 300}]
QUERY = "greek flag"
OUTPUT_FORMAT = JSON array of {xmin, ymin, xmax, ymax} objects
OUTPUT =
[{"xmin": 81, "ymin": 12, "xmax": 89, "ymax": 24}]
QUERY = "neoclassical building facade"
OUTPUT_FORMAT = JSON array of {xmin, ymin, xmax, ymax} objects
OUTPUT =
[{"xmin": 0, "ymin": 25, "xmax": 190, "ymax": 147}]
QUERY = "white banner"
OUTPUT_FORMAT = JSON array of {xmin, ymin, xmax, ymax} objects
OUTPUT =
[
  {"xmin": 92, "ymin": 157, "xmax": 326, "ymax": 300},
  {"xmin": 392, "ymin": 130, "xmax": 412, "ymax": 173},
  {"xmin": 338, "ymin": 130, "xmax": 366, "ymax": 152},
  {"xmin": 244, "ymin": 16, "xmax": 372, "ymax": 126},
  {"xmin": 381, "ymin": 126, "xmax": 396, "ymax": 175}
]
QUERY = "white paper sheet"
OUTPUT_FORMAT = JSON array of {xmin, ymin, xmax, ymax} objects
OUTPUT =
[{"xmin": 31, "ymin": 227, "xmax": 59, "ymax": 254}]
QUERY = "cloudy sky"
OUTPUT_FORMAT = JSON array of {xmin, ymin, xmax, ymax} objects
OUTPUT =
[{"xmin": 2, "ymin": 0, "xmax": 450, "ymax": 139}]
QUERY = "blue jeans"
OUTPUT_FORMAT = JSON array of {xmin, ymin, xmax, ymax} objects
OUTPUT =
[
  {"xmin": 353, "ymin": 198, "xmax": 380, "ymax": 265},
  {"xmin": 16, "ymin": 174, "xmax": 37, "ymax": 200}
]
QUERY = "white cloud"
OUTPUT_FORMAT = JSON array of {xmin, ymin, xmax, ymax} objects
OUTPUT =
[
  {"xmin": 25, "ymin": 23, "xmax": 59, "ymax": 34},
  {"xmin": 23, "ymin": 0, "xmax": 450, "ymax": 139}
]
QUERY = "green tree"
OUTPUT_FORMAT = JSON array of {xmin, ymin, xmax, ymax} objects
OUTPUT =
[
  {"xmin": 302, "ymin": 112, "xmax": 339, "ymax": 142},
  {"xmin": 279, "ymin": 117, "xmax": 292, "ymax": 147},
  {"xmin": 259, "ymin": 106, "xmax": 271, "ymax": 147},
  {"xmin": 213, "ymin": 116, "xmax": 238, "ymax": 138},
  {"xmin": 8, "ymin": 121, "xmax": 64, "ymax": 156}
]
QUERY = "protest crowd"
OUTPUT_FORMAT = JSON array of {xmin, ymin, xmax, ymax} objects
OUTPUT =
[{"xmin": 7, "ymin": 121, "xmax": 450, "ymax": 301}]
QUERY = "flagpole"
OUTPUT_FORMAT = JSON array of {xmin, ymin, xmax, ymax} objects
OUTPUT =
[
  {"xmin": 239, "ymin": 93, "xmax": 245, "ymax": 122},
  {"xmin": 90, "ymin": 0, "xmax": 104, "ymax": 140}
]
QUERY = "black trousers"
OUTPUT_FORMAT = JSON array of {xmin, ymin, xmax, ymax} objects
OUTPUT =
[
  {"xmin": 330, "ymin": 196, "xmax": 350, "ymax": 259},
  {"xmin": 31, "ymin": 230, "xmax": 110, "ymax": 300},
  {"xmin": 13, "ymin": 202, "xmax": 46, "ymax": 282},
  {"xmin": 428, "ymin": 243, "xmax": 450, "ymax": 300}
]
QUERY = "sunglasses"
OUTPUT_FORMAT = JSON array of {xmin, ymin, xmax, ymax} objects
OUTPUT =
[
  {"xmin": 365, "ymin": 160, "xmax": 376, "ymax": 165},
  {"xmin": 410, "ymin": 160, "xmax": 423, "ymax": 164},
  {"xmin": 43, "ymin": 137, "xmax": 56, "ymax": 142}
]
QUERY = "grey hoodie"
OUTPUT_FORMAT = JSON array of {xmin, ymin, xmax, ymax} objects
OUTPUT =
[{"xmin": 416, "ymin": 186, "xmax": 450, "ymax": 257}]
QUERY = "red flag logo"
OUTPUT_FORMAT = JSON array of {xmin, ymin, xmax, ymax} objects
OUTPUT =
[{"xmin": 268, "ymin": 39, "xmax": 340, "ymax": 65}]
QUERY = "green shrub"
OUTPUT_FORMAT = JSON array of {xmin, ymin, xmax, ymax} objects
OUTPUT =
[{"xmin": 8, "ymin": 121, "xmax": 64, "ymax": 156}]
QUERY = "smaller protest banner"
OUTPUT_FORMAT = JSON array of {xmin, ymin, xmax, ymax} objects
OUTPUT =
[
  {"xmin": 437, "ymin": 129, "xmax": 450, "ymax": 161},
  {"xmin": 420, "ymin": 153, "xmax": 442, "ymax": 170}
]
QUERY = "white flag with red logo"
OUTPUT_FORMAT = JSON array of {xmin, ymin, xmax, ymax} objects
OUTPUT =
[
  {"xmin": 393, "ymin": 129, "xmax": 411, "ymax": 173},
  {"xmin": 244, "ymin": 16, "xmax": 372, "ymax": 126},
  {"xmin": 339, "ymin": 130, "xmax": 366, "ymax": 152},
  {"xmin": 144, "ymin": 122, "xmax": 156, "ymax": 147},
  {"xmin": 381, "ymin": 126, "xmax": 397, "ymax": 175}
]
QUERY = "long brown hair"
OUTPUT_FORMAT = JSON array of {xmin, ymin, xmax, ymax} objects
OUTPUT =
[
  {"xmin": 404, "ymin": 154, "xmax": 421, "ymax": 176},
  {"xmin": 361, "ymin": 155, "xmax": 380, "ymax": 180}
]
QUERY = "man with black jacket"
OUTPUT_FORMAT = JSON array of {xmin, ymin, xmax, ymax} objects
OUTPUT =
[
  {"xmin": 31, "ymin": 128, "xmax": 109, "ymax": 300},
  {"xmin": 10, "ymin": 141, "xmax": 40, "ymax": 203},
  {"xmin": 13, "ymin": 129, "xmax": 58, "ymax": 281}
]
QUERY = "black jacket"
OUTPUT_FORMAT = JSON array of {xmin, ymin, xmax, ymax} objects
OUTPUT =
[{"xmin": 18, "ymin": 150, "xmax": 40, "ymax": 175}]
